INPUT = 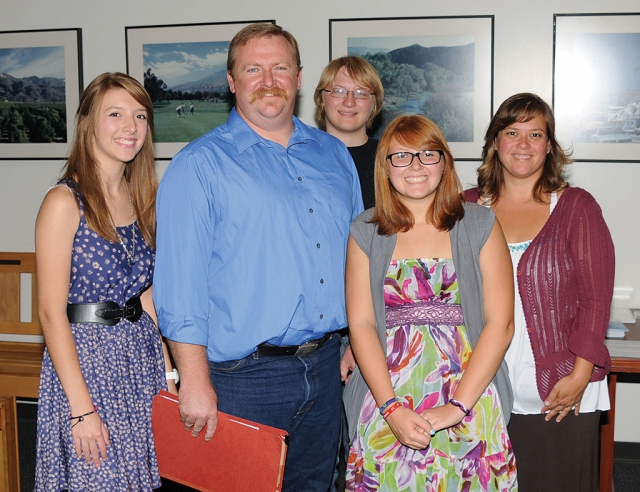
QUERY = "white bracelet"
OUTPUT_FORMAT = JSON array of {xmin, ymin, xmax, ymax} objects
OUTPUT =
[{"xmin": 166, "ymin": 368, "xmax": 179, "ymax": 384}]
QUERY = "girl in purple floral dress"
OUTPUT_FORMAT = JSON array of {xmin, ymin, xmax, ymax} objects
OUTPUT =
[{"xmin": 34, "ymin": 73, "xmax": 176, "ymax": 491}]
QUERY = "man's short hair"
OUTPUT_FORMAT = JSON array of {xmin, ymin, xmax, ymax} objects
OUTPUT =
[{"xmin": 227, "ymin": 23, "xmax": 302, "ymax": 75}]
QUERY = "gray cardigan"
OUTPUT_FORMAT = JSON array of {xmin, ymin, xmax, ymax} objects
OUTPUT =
[{"xmin": 343, "ymin": 204, "xmax": 513, "ymax": 442}]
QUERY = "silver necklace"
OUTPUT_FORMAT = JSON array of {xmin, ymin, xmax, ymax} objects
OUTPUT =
[{"xmin": 113, "ymin": 181, "xmax": 136, "ymax": 265}]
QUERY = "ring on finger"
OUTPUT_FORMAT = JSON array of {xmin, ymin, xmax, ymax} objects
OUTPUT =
[{"xmin": 426, "ymin": 419, "xmax": 436, "ymax": 436}]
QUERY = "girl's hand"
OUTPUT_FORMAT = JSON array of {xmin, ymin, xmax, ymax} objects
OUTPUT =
[
  {"xmin": 340, "ymin": 345, "xmax": 356, "ymax": 383},
  {"xmin": 420, "ymin": 402, "xmax": 467, "ymax": 434},
  {"xmin": 71, "ymin": 411, "xmax": 110, "ymax": 467},
  {"xmin": 385, "ymin": 406, "xmax": 434, "ymax": 450}
]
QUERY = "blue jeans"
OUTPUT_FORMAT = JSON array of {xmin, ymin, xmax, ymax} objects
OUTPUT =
[
  {"xmin": 209, "ymin": 333, "xmax": 342, "ymax": 492},
  {"xmin": 331, "ymin": 333, "xmax": 351, "ymax": 492}
]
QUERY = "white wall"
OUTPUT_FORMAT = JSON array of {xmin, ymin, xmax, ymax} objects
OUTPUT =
[{"xmin": 1, "ymin": 0, "xmax": 639, "ymax": 439}]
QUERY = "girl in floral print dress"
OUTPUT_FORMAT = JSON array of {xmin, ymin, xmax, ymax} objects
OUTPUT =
[
  {"xmin": 343, "ymin": 115, "xmax": 518, "ymax": 491},
  {"xmin": 34, "ymin": 73, "xmax": 176, "ymax": 491}
]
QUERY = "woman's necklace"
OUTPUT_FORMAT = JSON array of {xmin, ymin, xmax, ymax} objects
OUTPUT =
[{"xmin": 112, "ymin": 181, "xmax": 137, "ymax": 265}]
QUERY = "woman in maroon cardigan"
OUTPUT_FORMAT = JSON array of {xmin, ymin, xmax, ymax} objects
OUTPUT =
[{"xmin": 466, "ymin": 93, "xmax": 614, "ymax": 492}]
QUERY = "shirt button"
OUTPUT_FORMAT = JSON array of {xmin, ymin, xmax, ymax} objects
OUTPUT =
[
  {"xmin": 320, "ymin": 279, "xmax": 324, "ymax": 284},
  {"xmin": 309, "ymin": 208, "xmax": 313, "ymax": 213},
  {"xmin": 298, "ymin": 177, "xmax": 303, "ymax": 181},
  {"xmin": 319, "ymin": 314, "xmax": 324, "ymax": 319},
  {"xmin": 317, "ymin": 243, "xmax": 321, "ymax": 248},
  {"xmin": 517, "ymin": 270, "xmax": 521, "ymax": 276}
]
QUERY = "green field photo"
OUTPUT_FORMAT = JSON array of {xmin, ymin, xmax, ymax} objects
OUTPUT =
[{"xmin": 153, "ymin": 100, "xmax": 232, "ymax": 143}]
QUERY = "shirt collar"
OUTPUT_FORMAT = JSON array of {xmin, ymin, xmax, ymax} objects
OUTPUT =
[{"xmin": 227, "ymin": 106, "xmax": 321, "ymax": 153}]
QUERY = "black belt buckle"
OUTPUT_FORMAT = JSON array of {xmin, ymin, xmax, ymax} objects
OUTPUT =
[
  {"xmin": 123, "ymin": 296, "xmax": 143, "ymax": 322},
  {"xmin": 94, "ymin": 301, "xmax": 122, "ymax": 326},
  {"xmin": 100, "ymin": 296, "xmax": 142, "ymax": 323}
]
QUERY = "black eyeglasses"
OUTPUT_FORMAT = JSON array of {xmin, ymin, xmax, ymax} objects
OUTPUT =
[
  {"xmin": 387, "ymin": 150, "xmax": 443, "ymax": 167},
  {"xmin": 321, "ymin": 87, "xmax": 374, "ymax": 100}
]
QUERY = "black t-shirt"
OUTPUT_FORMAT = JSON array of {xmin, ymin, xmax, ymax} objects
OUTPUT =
[{"xmin": 348, "ymin": 138, "xmax": 378, "ymax": 210}]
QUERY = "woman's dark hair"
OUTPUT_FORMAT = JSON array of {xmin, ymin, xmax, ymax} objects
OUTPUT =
[{"xmin": 477, "ymin": 92, "xmax": 571, "ymax": 203}]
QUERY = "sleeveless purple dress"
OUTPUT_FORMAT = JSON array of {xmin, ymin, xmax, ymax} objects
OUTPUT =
[{"xmin": 34, "ymin": 180, "xmax": 167, "ymax": 491}]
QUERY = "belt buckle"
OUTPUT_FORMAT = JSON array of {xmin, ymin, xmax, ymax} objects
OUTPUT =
[
  {"xmin": 294, "ymin": 341, "xmax": 318, "ymax": 357},
  {"xmin": 124, "ymin": 296, "xmax": 142, "ymax": 322},
  {"xmin": 123, "ymin": 305, "xmax": 135, "ymax": 318}
]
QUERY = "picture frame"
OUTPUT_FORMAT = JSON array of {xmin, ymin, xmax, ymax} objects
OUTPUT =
[
  {"xmin": 126, "ymin": 20, "xmax": 275, "ymax": 160},
  {"xmin": 0, "ymin": 28, "xmax": 82, "ymax": 160},
  {"xmin": 329, "ymin": 16, "xmax": 494, "ymax": 161},
  {"xmin": 554, "ymin": 13, "xmax": 640, "ymax": 163}
]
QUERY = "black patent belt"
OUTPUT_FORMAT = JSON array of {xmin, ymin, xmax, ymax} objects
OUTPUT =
[
  {"xmin": 67, "ymin": 296, "xmax": 143, "ymax": 326},
  {"xmin": 257, "ymin": 332, "xmax": 334, "ymax": 357}
]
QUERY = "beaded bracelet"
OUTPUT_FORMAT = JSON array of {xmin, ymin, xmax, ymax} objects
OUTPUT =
[
  {"xmin": 69, "ymin": 405, "xmax": 98, "ymax": 428},
  {"xmin": 382, "ymin": 401, "xmax": 402, "ymax": 420},
  {"xmin": 379, "ymin": 397, "xmax": 399, "ymax": 415},
  {"xmin": 449, "ymin": 398, "xmax": 471, "ymax": 416}
]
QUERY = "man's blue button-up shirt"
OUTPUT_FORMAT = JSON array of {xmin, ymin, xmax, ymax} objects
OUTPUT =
[{"xmin": 154, "ymin": 108, "xmax": 363, "ymax": 362}]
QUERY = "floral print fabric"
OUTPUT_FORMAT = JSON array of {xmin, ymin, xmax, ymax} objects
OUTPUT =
[
  {"xmin": 346, "ymin": 258, "xmax": 517, "ymax": 491},
  {"xmin": 34, "ymin": 181, "xmax": 166, "ymax": 491}
]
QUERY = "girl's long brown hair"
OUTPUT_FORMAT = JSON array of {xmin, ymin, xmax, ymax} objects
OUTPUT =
[{"xmin": 62, "ymin": 72, "xmax": 157, "ymax": 248}]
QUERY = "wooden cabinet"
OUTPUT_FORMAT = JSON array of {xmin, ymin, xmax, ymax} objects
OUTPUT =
[
  {"xmin": 0, "ymin": 253, "xmax": 43, "ymax": 492},
  {"xmin": 0, "ymin": 397, "xmax": 20, "ymax": 492},
  {"xmin": 0, "ymin": 342, "xmax": 43, "ymax": 492}
]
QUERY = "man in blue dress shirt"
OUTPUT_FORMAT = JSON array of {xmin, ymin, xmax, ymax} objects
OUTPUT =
[{"xmin": 154, "ymin": 23, "xmax": 363, "ymax": 491}]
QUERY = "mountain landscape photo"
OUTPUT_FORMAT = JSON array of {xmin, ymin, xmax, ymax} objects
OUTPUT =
[
  {"xmin": 0, "ymin": 72, "xmax": 65, "ymax": 103},
  {"xmin": 0, "ymin": 43, "xmax": 70, "ymax": 144},
  {"xmin": 350, "ymin": 39, "xmax": 475, "ymax": 142}
]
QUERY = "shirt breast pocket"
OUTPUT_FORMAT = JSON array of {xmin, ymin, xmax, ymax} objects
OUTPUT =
[{"xmin": 321, "ymin": 176, "xmax": 355, "ymax": 223}]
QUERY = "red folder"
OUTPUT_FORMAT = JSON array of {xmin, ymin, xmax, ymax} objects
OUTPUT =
[{"xmin": 152, "ymin": 390, "xmax": 288, "ymax": 491}]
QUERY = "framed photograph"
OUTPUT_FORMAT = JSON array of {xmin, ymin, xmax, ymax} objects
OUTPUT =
[
  {"xmin": 0, "ymin": 28, "xmax": 82, "ymax": 160},
  {"xmin": 126, "ymin": 20, "xmax": 274, "ymax": 160},
  {"xmin": 554, "ymin": 13, "xmax": 640, "ymax": 162},
  {"xmin": 330, "ymin": 16, "xmax": 494, "ymax": 160}
]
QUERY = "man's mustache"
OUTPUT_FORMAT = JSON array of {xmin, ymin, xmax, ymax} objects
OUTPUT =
[{"xmin": 249, "ymin": 86, "xmax": 289, "ymax": 103}]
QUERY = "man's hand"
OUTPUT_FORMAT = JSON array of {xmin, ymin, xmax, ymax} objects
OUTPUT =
[
  {"xmin": 168, "ymin": 341, "xmax": 220, "ymax": 441},
  {"xmin": 178, "ymin": 379, "xmax": 219, "ymax": 441}
]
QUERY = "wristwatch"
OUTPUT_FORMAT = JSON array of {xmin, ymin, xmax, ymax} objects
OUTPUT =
[{"xmin": 166, "ymin": 368, "xmax": 179, "ymax": 384}]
